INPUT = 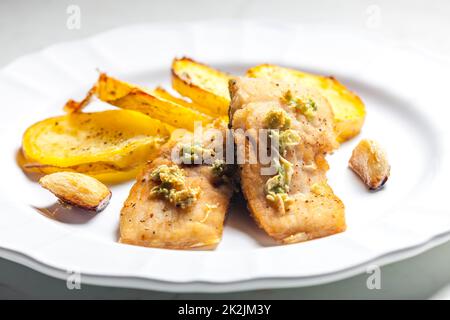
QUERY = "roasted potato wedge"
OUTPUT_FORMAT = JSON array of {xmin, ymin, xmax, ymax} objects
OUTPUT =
[
  {"xmin": 246, "ymin": 64, "xmax": 366, "ymax": 142},
  {"xmin": 39, "ymin": 172, "xmax": 111, "ymax": 211},
  {"xmin": 22, "ymin": 110, "xmax": 168, "ymax": 170},
  {"xmin": 18, "ymin": 147, "xmax": 142, "ymax": 184},
  {"xmin": 94, "ymin": 73, "xmax": 213, "ymax": 131},
  {"xmin": 171, "ymin": 57, "xmax": 231, "ymax": 116},
  {"xmin": 349, "ymin": 139, "xmax": 390, "ymax": 190},
  {"xmin": 64, "ymin": 85, "xmax": 96, "ymax": 113},
  {"xmin": 151, "ymin": 87, "xmax": 196, "ymax": 108}
]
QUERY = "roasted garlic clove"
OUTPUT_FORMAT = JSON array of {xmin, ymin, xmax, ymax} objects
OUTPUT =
[
  {"xmin": 39, "ymin": 172, "xmax": 111, "ymax": 211},
  {"xmin": 349, "ymin": 139, "xmax": 390, "ymax": 190}
]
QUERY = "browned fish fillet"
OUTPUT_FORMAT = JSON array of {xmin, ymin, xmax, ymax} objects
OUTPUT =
[
  {"xmin": 229, "ymin": 77, "xmax": 346, "ymax": 243},
  {"xmin": 120, "ymin": 122, "xmax": 233, "ymax": 249}
]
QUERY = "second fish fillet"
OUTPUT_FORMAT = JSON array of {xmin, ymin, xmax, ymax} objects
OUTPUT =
[{"xmin": 229, "ymin": 77, "xmax": 345, "ymax": 243}]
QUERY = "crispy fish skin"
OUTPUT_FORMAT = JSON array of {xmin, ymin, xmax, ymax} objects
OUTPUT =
[
  {"xmin": 229, "ymin": 77, "xmax": 346, "ymax": 243},
  {"xmin": 120, "ymin": 125, "xmax": 233, "ymax": 249}
]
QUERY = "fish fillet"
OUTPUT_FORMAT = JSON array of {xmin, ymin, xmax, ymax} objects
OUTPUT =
[
  {"xmin": 120, "ymin": 122, "xmax": 233, "ymax": 249},
  {"xmin": 229, "ymin": 77, "xmax": 346, "ymax": 243}
]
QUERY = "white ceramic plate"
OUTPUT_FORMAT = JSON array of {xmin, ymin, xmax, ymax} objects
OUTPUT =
[{"xmin": 0, "ymin": 21, "xmax": 449, "ymax": 293}]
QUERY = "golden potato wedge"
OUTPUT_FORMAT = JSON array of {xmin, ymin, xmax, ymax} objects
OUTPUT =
[
  {"xmin": 349, "ymin": 139, "xmax": 390, "ymax": 190},
  {"xmin": 95, "ymin": 73, "xmax": 213, "ymax": 131},
  {"xmin": 22, "ymin": 159, "xmax": 130, "ymax": 175},
  {"xmin": 39, "ymin": 172, "xmax": 111, "ymax": 211},
  {"xmin": 17, "ymin": 147, "xmax": 142, "ymax": 184},
  {"xmin": 89, "ymin": 167, "xmax": 142, "ymax": 184},
  {"xmin": 171, "ymin": 57, "xmax": 231, "ymax": 116},
  {"xmin": 246, "ymin": 64, "xmax": 366, "ymax": 142},
  {"xmin": 22, "ymin": 109, "xmax": 168, "ymax": 169},
  {"xmin": 152, "ymin": 87, "xmax": 195, "ymax": 108},
  {"xmin": 64, "ymin": 85, "xmax": 96, "ymax": 113}
]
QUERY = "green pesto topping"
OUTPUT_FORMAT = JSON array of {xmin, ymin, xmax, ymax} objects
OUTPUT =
[
  {"xmin": 269, "ymin": 129, "xmax": 301, "ymax": 155},
  {"xmin": 211, "ymin": 159, "xmax": 237, "ymax": 190},
  {"xmin": 179, "ymin": 143, "xmax": 215, "ymax": 164},
  {"xmin": 264, "ymin": 108, "xmax": 300, "ymax": 154},
  {"xmin": 263, "ymin": 109, "xmax": 292, "ymax": 130},
  {"xmin": 265, "ymin": 157, "xmax": 294, "ymax": 210},
  {"xmin": 149, "ymin": 164, "xmax": 200, "ymax": 209},
  {"xmin": 262, "ymin": 108, "xmax": 300, "ymax": 210},
  {"xmin": 282, "ymin": 90, "xmax": 317, "ymax": 121},
  {"xmin": 211, "ymin": 159, "xmax": 226, "ymax": 177}
]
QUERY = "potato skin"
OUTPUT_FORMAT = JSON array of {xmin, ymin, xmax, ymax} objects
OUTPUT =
[
  {"xmin": 39, "ymin": 172, "xmax": 111, "ymax": 211},
  {"xmin": 349, "ymin": 139, "xmax": 390, "ymax": 190}
]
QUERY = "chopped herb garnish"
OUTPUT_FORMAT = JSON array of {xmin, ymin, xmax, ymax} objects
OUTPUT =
[
  {"xmin": 149, "ymin": 164, "xmax": 200, "ymax": 209},
  {"xmin": 263, "ymin": 108, "xmax": 300, "ymax": 211},
  {"xmin": 211, "ymin": 159, "xmax": 236, "ymax": 189},
  {"xmin": 282, "ymin": 90, "xmax": 317, "ymax": 120},
  {"xmin": 263, "ymin": 109, "xmax": 292, "ymax": 130},
  {"xmin": 179, "ymin": 143, "xmax": 214, "ymax": 164},
  {"xmin": 269, "ymin": 129, "xmax": 301, "ymax": 155},
  {"xmin": 211, "ymin": 159, "xmax": 226, "ymax": 177},
  {"xmin": 265, "ymin": 157, "xmax": 294, "ymax": 211}
]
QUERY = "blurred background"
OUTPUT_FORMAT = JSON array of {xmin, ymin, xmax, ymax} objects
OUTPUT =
[{"xmin": 1, "ymin": 0, "xmax": 449, "ymax": 299}]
